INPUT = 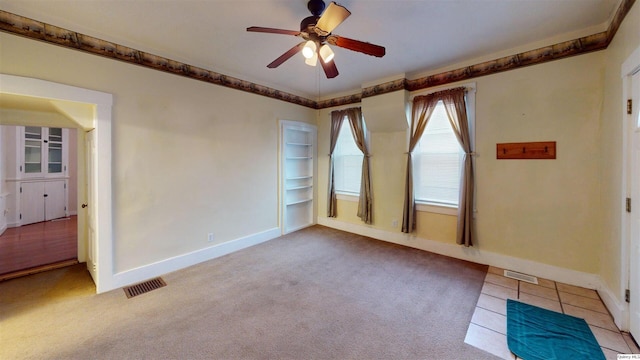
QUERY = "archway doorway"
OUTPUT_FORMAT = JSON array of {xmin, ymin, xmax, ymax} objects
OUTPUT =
[{"xmin": 0, "ymin": 74, "xmax": 113, "ymax": 293}]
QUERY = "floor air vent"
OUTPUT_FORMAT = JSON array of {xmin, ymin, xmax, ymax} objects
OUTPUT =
[
  {"xmin": 123, "ymin": 277, "xmax": 166, "ymax": 298},
  {"xmin": 503, "ymin": 270, "xmax": 538, "ymax": 284}
]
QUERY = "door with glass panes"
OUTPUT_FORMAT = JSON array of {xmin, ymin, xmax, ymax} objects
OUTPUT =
[{"xmin": 23, "ymin": 126, "xmax": 66, "ymax": 177}]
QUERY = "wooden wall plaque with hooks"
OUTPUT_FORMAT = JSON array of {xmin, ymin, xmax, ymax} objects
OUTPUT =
[{"xmin": 496, "ymin": 141, "xmax": 556, "ymax": 159}]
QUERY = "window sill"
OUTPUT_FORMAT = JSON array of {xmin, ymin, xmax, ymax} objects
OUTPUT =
[
  {"xmin": 337, "ymin": 195, "xmax": 458, "ymax": 215},
  {"xmin": 336, "ymin": 193, "xmax": 359, "ymax": 202},
  {"xmin": 415, "ymin": 202, "xmax": 458, "ymax": 216}
]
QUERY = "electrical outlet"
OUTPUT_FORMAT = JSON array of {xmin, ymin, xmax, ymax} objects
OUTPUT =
[
  {"xmin": 208, "ymin": 233, "xmax": 214, "ymax": 242},
  {"xmin": 391, "ymin": 219, "xmax": 398, "ymax": 228}
]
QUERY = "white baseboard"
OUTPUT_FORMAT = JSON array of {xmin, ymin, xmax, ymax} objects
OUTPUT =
[
  {"xmin": 318, "ymin": 217, "xmax": 599, "ymax": 287},
  {"xmin": 317, "ymin": 216, "xmax": 628, "ymax": 329},
  {"xmin": 111, "ymin": 227, "xmax": 281, "ymax": 290},
  {"xmin": 597, "ymin": 280, "xmax": 628, "ymax": 331}
]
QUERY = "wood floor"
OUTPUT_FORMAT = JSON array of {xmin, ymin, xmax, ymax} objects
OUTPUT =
[{"xmin": 0, "ymin": 216, "xmax": 77, "ymax": 279}]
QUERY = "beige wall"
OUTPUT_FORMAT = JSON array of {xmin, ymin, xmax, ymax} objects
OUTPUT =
[
  {"xmin": 318, "ymin": 51, "xmax": 605, "ymax": 274},
  {"xmin": 0, "ymin": 32, "xmax": 316, "ymax": 272},
  {"xmin": 475, "ymin": 53, "xmax": 604, "ymax": 273},
  {"xmin": 599, "ymin": 2, "xmax": 640, "ymax": 299}
]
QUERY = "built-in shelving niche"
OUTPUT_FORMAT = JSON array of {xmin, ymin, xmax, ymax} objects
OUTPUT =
[{"xmin": 280, "ymin": 121, "xmax": 316, "ymax": 234}]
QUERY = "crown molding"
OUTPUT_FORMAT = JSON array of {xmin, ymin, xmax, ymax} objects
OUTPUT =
[
  {"xmin": 0, "ymin": 10, "xmax": 317, "ymax": 109},
  {"xmin": 0, "ymin": 0, "xmax": 635, "ymax": 110}
]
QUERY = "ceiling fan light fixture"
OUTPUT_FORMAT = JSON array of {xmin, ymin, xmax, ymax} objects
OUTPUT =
[
  {"xmin": 319, "ymin": 44, "xmax": 334, "ymax": 63},
  {"xmin": 305, "ymin": 51, "xmax": 318, "ymax": 66},
  {"xmin": 302, "ymin": 40, "xmax": 317, "ymax": 59},
  {"xmin": 314, "ymin": 2, "xmax": 351, "ymax": 36},
  {"xmin": 247, "ymin": 0, "xmax": 385, "ymax": 79}
]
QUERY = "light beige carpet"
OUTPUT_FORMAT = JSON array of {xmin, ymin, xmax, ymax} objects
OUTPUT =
[{"xmin": 0, "ymin": 225, "xmax": 498, "ymax": 359}]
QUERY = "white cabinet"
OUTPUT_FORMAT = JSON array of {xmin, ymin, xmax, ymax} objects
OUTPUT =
[
  {"xmin": 0, "ymin": 193, "xmax": 7, "ymax": 236},
  {"xmin": 280, "ymin": 121, "xmax": 316, "ymax": 234},
  {"xmin": 20, "ymin": 180, "xmax": 67, "ymax": 225},
  {"xmin": 1, "ymin": 126, "xmax": 69, "ymax": 227}
]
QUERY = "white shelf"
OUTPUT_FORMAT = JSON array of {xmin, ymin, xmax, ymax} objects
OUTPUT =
[
  {"xmin": 286, "ymin": 156, "xmax": 312, "ymax": 160},
  {"xmin": 286, "ymin": 142, "xmax": 312, "ymax": 146},
  {"xmin": 286, "ymin": 198, "xmax": 313, "ymax": 206},
  {"xmin": 286, "ymin": 185, "xmax": 312, "ymax": 191}
]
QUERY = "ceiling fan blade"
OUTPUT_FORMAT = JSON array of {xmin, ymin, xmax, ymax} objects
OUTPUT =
[
  {"xmin": 267, "ymin": 42, "xmax": 305, "ymax": 68},
  {"xmin": 314, "ymin": 2, "xmax": 351, "ymax": 36},
  {"xmin": 320, "ymin": 58, "xmax": 339, "ymax": 79},
  {"xmin": 327, "ymin": 35, "xmax": 386, "ymax": 57},
  {"xmin": 247, "ymin": 26, "xmax": 300, "ymax": 36}
]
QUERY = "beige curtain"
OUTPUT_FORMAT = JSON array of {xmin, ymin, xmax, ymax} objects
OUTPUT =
[
  {"xmin": 401, "ymin": 94, "xmax": 440, "ymax": 233},
  {"xmin": 345, "ymin": 108, "xmax": 373, "ymax": 224},
  {"xmin": 327, "ymin": 111, "xmax": 345, "ymax": 217},
  {"xmin": 441, "ymin": 88, "xmax": 474, "ymax": 247},
  {"xmin": 327, "ymin": 108, "xmax": 373, "ymax": 223}
]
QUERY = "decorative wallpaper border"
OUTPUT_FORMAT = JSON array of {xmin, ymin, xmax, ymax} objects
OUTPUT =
[
  {"xmin": 405, "ymin": 32, "xmax": 609, "ymax": 90},
  {"xmin": 0, "ymin": 10, "xmax": 317, "ymax": 109},
  {"xmin": 0, "ymin": 0, "xmax": 635, "ymax": 110}
]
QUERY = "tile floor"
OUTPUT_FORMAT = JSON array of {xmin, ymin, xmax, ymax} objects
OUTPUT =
[{"xmin": 464, "ymin": 266, "xmax": 640, "ymax": 359}]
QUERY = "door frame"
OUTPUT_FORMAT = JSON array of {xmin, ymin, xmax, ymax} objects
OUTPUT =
[
  {"xmin": 622, "ymin": 44, "xmax": 640, "ymax": 332},
  {"xmin": 0, "ymin": 74, "xmax": 113, "ymax": 293}
]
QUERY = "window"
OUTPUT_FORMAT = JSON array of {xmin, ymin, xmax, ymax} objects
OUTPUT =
[
  {"xmin": 24, "ymin": 126, "xmax": 43, "ymax": 173},
  {"xmin": 413, "ymin": 100, "xmax": 464, "ymax": 206},
  {"xmin": 23, "ymin": 126, "xmax": 66, "ymax": 176},
  {"xmin": 333, "ymin": 119, "xmax": 363, "ymax": 194}
]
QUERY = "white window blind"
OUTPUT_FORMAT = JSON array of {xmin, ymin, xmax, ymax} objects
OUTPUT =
[
  {"xmin": 334, "ymin": 120, "xmax": 363, "ymax": 194},
  {"xmin": 414, "ymin": 101, "xmax": 463, "ymax": 206}
]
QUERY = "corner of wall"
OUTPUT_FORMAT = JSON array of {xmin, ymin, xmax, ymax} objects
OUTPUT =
[
  {"xmin": 597, "ymin": 278, "xmax": 628, "ymax": 331},
  {"xmin": 361, "ymin": 90, "xmax": 409, "ymax": 133}
]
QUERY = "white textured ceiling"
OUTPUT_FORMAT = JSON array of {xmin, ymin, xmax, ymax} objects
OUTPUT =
[{"xmin": 0, "ymin": 0, "xmax": 620, "ymax": 99}]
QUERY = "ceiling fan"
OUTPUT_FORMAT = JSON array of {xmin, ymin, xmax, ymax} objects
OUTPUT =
[{"xmin": 247, "ymin": 0, "xmax": 385, "ymax": 79}]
